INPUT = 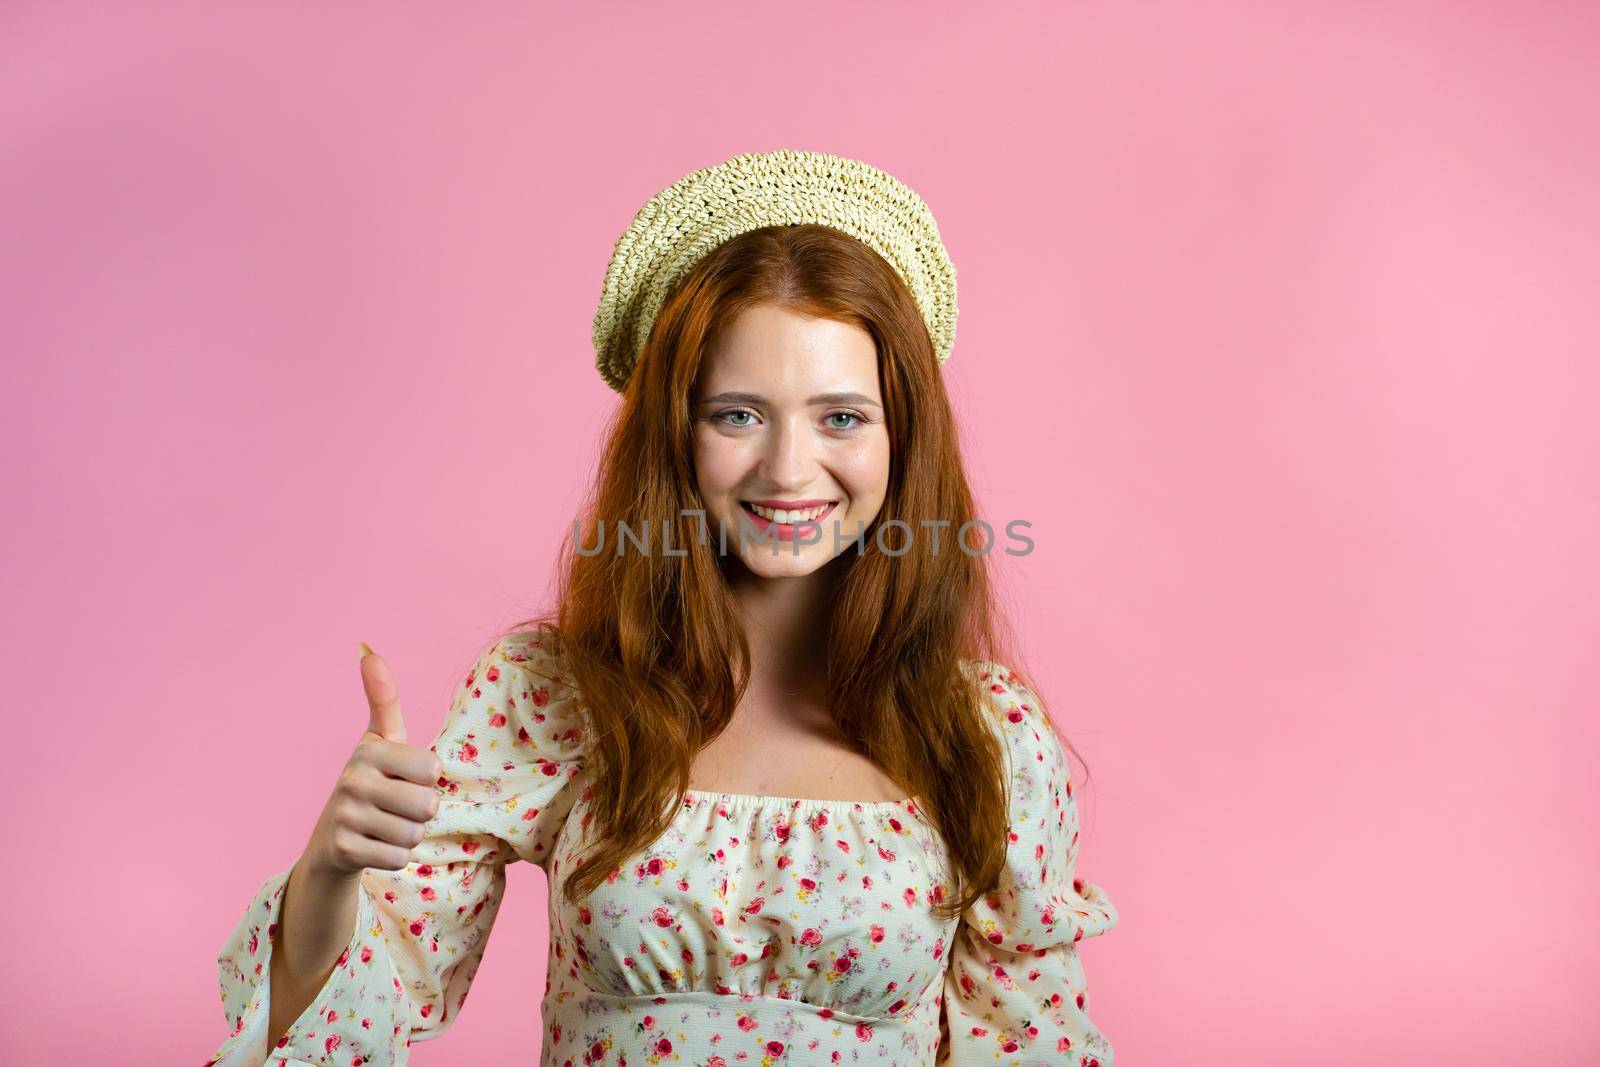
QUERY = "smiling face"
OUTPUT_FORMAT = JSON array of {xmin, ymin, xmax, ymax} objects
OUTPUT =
[{"xmin": 691, "ymin": 303, "xmax": 891, "ymax": 580}]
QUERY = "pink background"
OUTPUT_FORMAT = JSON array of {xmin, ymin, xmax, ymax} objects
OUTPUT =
[{"xmin": 3, "ymin": 3, "xmax": 1596, "ymax": 1063}]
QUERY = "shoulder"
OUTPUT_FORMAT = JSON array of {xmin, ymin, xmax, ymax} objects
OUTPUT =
[
  {"xmin": 484, "ymin": 627, "xmax": 580, "ymax": 695},
  {"xmin": 962, "ymin": 657, "xmax": 1054, "ymax": 735},
  {"xmin": 453, "ymin": 627, "xmax": 589, "ymax": 762},
  {"xmin": 961, "ymin": 657, "xmax": 1072, "ymax": 792}
]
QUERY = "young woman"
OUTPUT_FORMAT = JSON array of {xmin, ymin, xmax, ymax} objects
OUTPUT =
[{"xmin": 206, "ymin": 150, "xmax": 1119, "ymax": 1066}]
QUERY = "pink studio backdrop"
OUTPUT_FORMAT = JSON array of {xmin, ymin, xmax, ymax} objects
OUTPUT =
[{"xmin": 3, "ymin": 3, "xmax": 1596, "ymax": 1064}]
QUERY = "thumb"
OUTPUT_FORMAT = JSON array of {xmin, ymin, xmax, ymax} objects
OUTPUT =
[{"xmin": 359, "ymin": 642, "xmax": 408, "ymax": 743}]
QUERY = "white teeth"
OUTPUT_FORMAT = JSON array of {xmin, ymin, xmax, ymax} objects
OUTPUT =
[{"xmin": 746, "ymin": 502, "xmax": 830, "ymax": 523}]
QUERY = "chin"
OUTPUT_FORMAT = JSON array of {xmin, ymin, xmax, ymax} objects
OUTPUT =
[{"xmin": 730, "ymin": 543, "xmax": 829, "ymax": 579}]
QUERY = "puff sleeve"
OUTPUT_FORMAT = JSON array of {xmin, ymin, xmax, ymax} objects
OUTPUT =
[
  {"xmin": 204, "ymin": 631, "xmax": 588, "ymax": 1066},
  {"xmin": 937, "ymin": 662, "xmax": 1119, "ymax": 1067}
]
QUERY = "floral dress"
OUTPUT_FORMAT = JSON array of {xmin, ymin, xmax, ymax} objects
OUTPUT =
[{"xmin": 205, "ymin": 631, "xmax": 1118, "ymax": 1066}]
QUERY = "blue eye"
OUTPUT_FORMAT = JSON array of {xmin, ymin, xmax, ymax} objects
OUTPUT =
[{"xmin": 710, "ymin": 408, "xmax": 870, "ymax": 430}]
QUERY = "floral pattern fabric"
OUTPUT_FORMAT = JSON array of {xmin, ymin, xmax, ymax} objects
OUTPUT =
[{"xmin": 205, "ymin": 630, "xmax": 1118, "ymax": 1066}]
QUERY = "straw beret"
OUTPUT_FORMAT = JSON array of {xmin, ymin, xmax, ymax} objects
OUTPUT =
[{"xmin": 591, "ymin": 148, "xmax": 959, "ymax": 394}]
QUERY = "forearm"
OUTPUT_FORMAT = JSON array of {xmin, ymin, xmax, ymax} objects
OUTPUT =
[{"xmin": 266, "ymin": 857, "xmax": 362, "ymax": 1049}]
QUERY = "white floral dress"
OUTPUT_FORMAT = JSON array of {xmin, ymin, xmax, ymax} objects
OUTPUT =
[{"xmin": 205, "ymin": 630, "xmax": 1118, "ymax": 1066}]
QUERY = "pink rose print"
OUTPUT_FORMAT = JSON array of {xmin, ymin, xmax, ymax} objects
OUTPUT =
[{"xmin": 202, "ymin": 641, "xmax": 1117, "ymax": 1067}]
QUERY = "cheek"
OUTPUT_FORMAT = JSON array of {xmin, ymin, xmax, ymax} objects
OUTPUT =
[
  {"xmin": 836, "ymin": 437, "xmax": 890, "ymax": 502},
  {"xmin": 692, "ymin": 433, "xmax": 745, "ymax": 495}
]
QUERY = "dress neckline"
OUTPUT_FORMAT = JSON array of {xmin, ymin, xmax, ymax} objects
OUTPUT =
[{"xmin": 681, "ymin": 786, "xmax": 919, "ymax": 814}]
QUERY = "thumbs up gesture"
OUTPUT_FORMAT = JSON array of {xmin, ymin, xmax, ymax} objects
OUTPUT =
[{"xmin": 300, "ymin": 643, "xmax": 446, "ymax": 880}]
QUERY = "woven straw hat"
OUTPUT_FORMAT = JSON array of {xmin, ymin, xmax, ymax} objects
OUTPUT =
[{"xmin": 591, "ymin": 148, "xmax": 958, "ymax": 394}]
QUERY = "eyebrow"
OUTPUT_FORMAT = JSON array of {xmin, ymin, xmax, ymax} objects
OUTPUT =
[{"xmin": 697, "ymin": 390, "xmax": 883, "ymax": 408}]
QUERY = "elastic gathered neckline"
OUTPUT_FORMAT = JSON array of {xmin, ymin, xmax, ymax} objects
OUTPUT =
[{"xmin": 681, "ymin": 787, "xmax": 919, "ymax": 814}]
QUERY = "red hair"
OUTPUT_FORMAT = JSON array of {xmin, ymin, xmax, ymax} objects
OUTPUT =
[{"xmin": 509, "ymin": 224, "xmax": 1088, "ymax": 920}]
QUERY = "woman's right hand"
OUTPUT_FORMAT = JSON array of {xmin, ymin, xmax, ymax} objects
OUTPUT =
[{"xmin": 299, "ymin": 643, "xmax": 445, "ymax": 880}]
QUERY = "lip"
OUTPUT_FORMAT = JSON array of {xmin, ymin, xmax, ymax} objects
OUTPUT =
[
  {"xmin": 739, "ymin": 500, "xmax": 838, "ymax": 541},
  {"xmin": 742, "ymin": 498, "xmax": 838, "ymax": 509}
]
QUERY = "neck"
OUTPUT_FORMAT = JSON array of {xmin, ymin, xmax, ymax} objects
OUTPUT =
[{"xmin": 727, "ymin": 558, "xmax": 844, "ymax": 698}]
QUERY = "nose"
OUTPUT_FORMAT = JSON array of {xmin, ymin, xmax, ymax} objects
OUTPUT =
[{"xmin": 757, "ymin": 415, "xmax": 820, "ymax": 490}]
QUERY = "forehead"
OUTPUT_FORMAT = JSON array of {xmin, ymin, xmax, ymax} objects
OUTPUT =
[{"xmin": 697, "ymin": 304, "xmax": 879, "ymax": 397}]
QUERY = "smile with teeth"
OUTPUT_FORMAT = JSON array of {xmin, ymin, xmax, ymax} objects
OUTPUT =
[{"xmin": 741, "ymin": 501, "xmax": 837, "ymax": 524}]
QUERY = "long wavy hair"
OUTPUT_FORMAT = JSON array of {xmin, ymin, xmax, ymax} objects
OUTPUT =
[{"xmin": 507, "ymin": 223, "xmax": 1090, "ymax": 921}]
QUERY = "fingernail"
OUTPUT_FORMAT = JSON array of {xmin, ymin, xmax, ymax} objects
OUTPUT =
[{"xmin": 359, "ymin": 641, "xmax": 375, "ymax": 659}]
